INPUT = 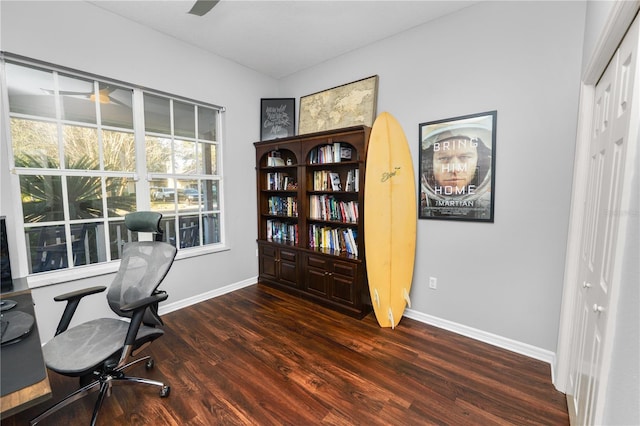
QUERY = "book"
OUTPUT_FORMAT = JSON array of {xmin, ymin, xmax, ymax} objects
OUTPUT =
[
  {"xmin": 267, "ymin": 156, "xmax": 285, "ymax": 167},
  {"xmin": 329, "ymin": 172, "xmax": 342, "ymax": 191}
]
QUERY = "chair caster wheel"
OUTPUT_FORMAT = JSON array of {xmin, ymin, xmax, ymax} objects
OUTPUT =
[
  {"xmin": 160, "ymin": 385, "xmax": 170, "ymax": 398},
  {"xmin": 145, "ymin": 359, "xmax": 154, "ymax": 370}
]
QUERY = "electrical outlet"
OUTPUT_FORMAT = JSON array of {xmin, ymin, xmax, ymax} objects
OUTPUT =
[{"xmin": 429, "ymin": 277, "xmax": 437, "ymax": 289}]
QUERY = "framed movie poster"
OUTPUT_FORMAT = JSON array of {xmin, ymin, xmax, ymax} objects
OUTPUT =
[
  {"xmin": 419, "ymin": 110, "xmax": 497, "ymax": 222},
  {"xmin": 260, "ymin": 98, "xmax": 295, "ymax": 140}
]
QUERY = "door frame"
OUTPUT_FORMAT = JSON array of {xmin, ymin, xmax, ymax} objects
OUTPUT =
[{"xmin": 555, "ymin": 0, "xmax": 639, "ymax": 401}]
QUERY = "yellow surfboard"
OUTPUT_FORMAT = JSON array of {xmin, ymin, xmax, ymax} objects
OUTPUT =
[{"xmin": 364, "ymin": 112, "xmax": 417, "ymax": 328}]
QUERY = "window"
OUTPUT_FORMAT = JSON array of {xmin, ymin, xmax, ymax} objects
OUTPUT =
[
  {"xmin": 2, "ymin": 58, "xmax": 224, "ymax": 275},
  {"xmin": 144, "ymin": 94, "xmax": 222, "ymax": 249}
]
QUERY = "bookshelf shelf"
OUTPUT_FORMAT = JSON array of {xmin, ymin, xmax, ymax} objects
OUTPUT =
[{"xmin": 254, "ymin": 126, "xmax": 372, "ymax": 318}]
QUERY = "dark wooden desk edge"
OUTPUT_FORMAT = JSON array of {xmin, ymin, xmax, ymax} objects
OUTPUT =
[
  {"xmin": 0, "ymin": 278, "xmax": 53, "ymax": 419},
  {"xmin": 0, "ymin": 375, "xmax": 52, "ymax": 419}
]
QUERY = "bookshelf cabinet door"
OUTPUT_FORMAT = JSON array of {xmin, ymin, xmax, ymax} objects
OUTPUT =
[
  {"xmin": 304, "ymin": 254, "xmax": 329, "ymax": 297},
  {"xmin": 259, "ymin": 244, "xmax": 278, "ymax": 281},
  {"xmin": 258, "ymin": 243, "xmax": 299, "ymax": 289},
  {"xmin": 279, "ymin": 248, "xmax": 299, "ymax": 287},
  {"xmin": 330, "ymin": 260, "xmax": 358, "ymax": 306}
]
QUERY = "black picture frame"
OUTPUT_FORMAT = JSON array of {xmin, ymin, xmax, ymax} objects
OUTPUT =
[
  {"xmin": 418, "ymin": 110, "xmax": 497, "ymax": 222},
  {"xmin": 260, "ymin": 98, "xmax": 295, "ymax": 140}
]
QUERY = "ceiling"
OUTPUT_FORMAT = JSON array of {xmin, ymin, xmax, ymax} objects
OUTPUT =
[{"xmin": 89, "ymin": 0, "xmax": 479, "ymax": 79}]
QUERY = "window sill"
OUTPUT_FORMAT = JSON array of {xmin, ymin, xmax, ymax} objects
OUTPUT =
[
  {"xmin": 174, "ymin": 243, "xmax": 229, "ymax": 261},
  {"xmin": 27, "ymin": 244, "xmax": 229, "ymax": 289}
]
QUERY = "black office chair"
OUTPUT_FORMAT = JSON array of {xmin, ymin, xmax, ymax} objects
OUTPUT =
[{"xmin": 31, "ymin": 212, "xmax": 177, "ymax": 426}]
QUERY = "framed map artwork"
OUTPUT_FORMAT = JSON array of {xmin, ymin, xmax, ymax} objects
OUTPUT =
[{"xmin": 298, "ymin": 76, "xmax": 379, "ymax": 135}]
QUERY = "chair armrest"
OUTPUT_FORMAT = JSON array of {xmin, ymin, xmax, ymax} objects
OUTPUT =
[
  {"xmin": 53, "ymin": 286, "xmax": 106, "ymax": 302},
  {"xmin": 53, "ymin": 286, "xmax": 107, "ymax": 336},
  {"xmin": 121, "ymin": 292, "xmax": 169, "ymax": 347},
  {"xmin": 120, "ymin": 292, "xmax": 168, "ymax": 313}
]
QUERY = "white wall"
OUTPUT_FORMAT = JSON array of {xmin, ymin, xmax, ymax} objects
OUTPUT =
[
  {"xmin": 281, "ymin": 1, "xmax": 586, "ymax": 352},
  {"xmin": 0, "ymin": 1, "xmax": 276, "ymax": 340}
]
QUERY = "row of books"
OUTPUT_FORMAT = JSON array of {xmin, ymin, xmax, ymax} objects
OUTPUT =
[
  {"xmin": 312, "ymin": 170, "xmax": 342, "ymax": 191},
  {"xmin": 312, "ymin": 169, "xmax": 359, "ymax": 192},
  {"xmin": 308, "ymin": 225, "xmax": 358, "ymax": 256},
  {"xmin": 266, "ymin": 172, "xmax": 297, "ymax": 191},
  {"xmin": 308, "ymin": 142, "xmax": 352, "ymax": 164},
  {"xmin": 345, "ymin": 169, "xmax": 359, "ymax": 192},
  {"xmin": 268, "ymin": 196, "xmax": 298, "ymax": 217},
  {"xmin": 266, "ymin": 150, "xmax": 292, "ymax": 167},
  {"xmin": 266, "ymin": 219, "xmax": 298, "ymax": 244},
  {"xmin": 309, "ymin": 195, "xmax": 358, "ymax": 223}
]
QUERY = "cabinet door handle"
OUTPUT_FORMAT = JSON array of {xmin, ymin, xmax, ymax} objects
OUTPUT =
[
  {"xmin": 592, "ymin": 304, "xmax": 604, "ymax": 313},
  {"xmin": 582, "ymin": 281, "xmax": 592, "ymax": 289}
]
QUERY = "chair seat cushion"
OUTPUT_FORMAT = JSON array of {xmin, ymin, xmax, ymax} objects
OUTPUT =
[{"xmin": 42, "ymin": 318, "xmax": 164, "ymax": 375}]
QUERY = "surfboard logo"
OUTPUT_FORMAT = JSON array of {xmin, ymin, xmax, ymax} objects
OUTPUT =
[{"xmin": 381, "ymin": 166, "xmax": 400, "ymax": 182}]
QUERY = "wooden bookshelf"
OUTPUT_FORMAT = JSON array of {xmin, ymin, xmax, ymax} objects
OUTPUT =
[{"xmin": 254, "ymin": 126, "xmax": 371, "ymax": 318}]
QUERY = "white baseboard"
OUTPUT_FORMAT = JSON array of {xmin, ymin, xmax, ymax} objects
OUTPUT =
[
  {"xmin": 403, "ymin": 308, "xmax": 557, "ymax": 383},
  {"xmin": 158, "ymin": 276, "xmax": 257, "ymax": 316}
]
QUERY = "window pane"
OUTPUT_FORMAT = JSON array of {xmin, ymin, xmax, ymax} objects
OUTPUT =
[
  {"xmin": 11, "ymin": 118, "xmax": 59, "ymax": 168},
  {"xmin": 100, "ymin": 83, "xmax": 133, "ymax": 129},
  {"xmin": 174, "ymin": 101, "xmax": 195, "ymax": 138},
  {"xmin": 69, "ymin": 222, "xmax": 103, "ymax": 267},
  {"xmin": 175, "ymin": 140, "xmax": 196, "ymax": 174},
  {"xmin": 144, "ymin": 94, "xmax": 170, "ymax": 134},
  {"xmin": 106, "ymin": 177, "xmax": 137, "ymax": 217},
  {"xmin": 59, "ymin": 74, "xmax": 96, "ymax": 123},
  {"xmin": 109, "ymin": 219, "xmax": 138, "ymax": 260},
  {"xmin": 6, "ymin": 63, "xmax": 56, "ymax": 118},
  {"xmin": 146, "ymin": 136, "xmax": 173, "ymax": 173},
  {"xmin": 158, "ymin": 216, "xmax": 177, "ymax": 247},
  {"xmin": 177, "ymin": 180, "xmax": 199, "ymax": 212},
  {"xmin": 20, "ymin": 175, "xmax": 64, "ymax": 222},
  {"xmin": 203, "ymin": 213, "xmax": 220, "ymax": 244},
  {"xmin": 150, "ymin": 179, "xmax": 176, "ymax": 212},
  {"xmin": 199, "ymin": 142, "xmax": 218, "ymax": 175},
  {"xmin": 198, "ymin": 107, "xmax": 218, "ymax": 141},
  {"xmin": 178, "ymin": 215, "xmax": 200, "ymax": 248},
  {"xmin": 67, "ymin": 175, "xmax": 104, "ymax": 219},
  {"xmin": 202, "ymin": 179, "xmax": 219, "ymax": 211},
  {"xmin": 63, "ymin": 125, "xmax": 99, "ymax": 170},
  {"xmin": 103, "ymin": 130, "xmax": 135, "ymax": 172},
  {"xmin": 25, "ymin": 223, "xmax": 103, "ymax": 272},
  {"xmin": 26, "ymin": 225, "xmax": 67, "ymax": 273}
]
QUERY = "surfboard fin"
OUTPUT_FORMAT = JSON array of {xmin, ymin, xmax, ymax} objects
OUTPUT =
[
  {"xmin": 374, "ymin": 289, "xmax": 381, "ymax": 308},
  {"xmin": 403, "ymin": 288, "xmax": 411, "ymax": 308},
  {"xmin": 388, "ymin": 308, "xmax": 395, "ymax": 330}
]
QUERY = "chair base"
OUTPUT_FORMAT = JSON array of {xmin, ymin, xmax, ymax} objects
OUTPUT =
[{"xmin": 30, "ymin": 356, "xmax": 170, "ymax": 426}]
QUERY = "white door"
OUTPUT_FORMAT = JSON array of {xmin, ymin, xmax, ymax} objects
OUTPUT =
[{"xmin": 567, "ymin": 14, "xmax": 639, "ymax": 425}]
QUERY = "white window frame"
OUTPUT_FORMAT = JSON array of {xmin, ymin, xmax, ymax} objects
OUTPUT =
[{"xmin": 0, "ymin": 53, "xmax": 227, "ymax": 287}]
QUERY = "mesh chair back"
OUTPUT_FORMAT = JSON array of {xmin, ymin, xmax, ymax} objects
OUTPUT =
[{"xmin": 107, "ymin": 212, "xmax": 177, "ymax": 326}]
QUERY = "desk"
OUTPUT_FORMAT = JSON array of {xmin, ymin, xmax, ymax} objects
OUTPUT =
[{"xmin": 0, "ymin": 278, "xmax": 52, "ymax": 419}]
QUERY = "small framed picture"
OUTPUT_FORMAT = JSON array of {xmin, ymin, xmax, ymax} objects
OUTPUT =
[
  {"xmin": 419, "ymin": 110, "xmax": 497, "ymax": 222},
  {"xmin": 260, "ymin": 98, "xmax": 295, "ymax": 140}
]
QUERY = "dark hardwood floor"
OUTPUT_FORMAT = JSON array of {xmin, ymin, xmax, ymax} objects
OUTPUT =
[{"xmin": 5, "ymin": 284, "xmax": 569, "ymax": 425}]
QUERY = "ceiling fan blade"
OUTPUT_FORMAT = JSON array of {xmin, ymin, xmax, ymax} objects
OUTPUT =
[
  {"xmin": 108, "ymin": 96, "xmax": 129, "ymax": 107},
  {"xmin": 188, "ymin": 0, "xmax": 219, "ymax": 16}
]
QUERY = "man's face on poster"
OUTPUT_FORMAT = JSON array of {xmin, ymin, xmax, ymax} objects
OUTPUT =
[{"xmin": 432, "ymin": 137, "xmax": 478, "ymax": 194}]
